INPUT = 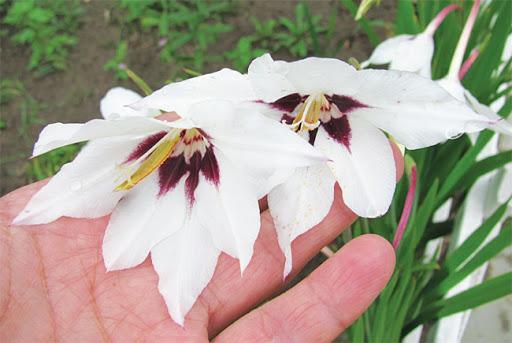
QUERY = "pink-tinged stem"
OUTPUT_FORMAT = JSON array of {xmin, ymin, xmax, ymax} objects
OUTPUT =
[
  {"xmin": 425, "ymin": 4, "xmax": 461, "ymax": 36},
  {"xmin": 459, "ymin": 49, "xmax": 480, "ymax": 80},
  {"xmin": 393, "ymin": 165, "xmax": 417, "ymax": 250},
  {"xmin": 447, "ymin": 0, "xmax": 481, "ymax": 80}
]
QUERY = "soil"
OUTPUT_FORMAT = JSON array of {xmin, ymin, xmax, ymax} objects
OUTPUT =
[{"xmin": 0, "ymin": 0, "xmax": 394, "ymax": 195}]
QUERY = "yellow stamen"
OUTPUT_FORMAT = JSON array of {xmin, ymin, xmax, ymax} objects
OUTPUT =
[
  {"xmin": 289, "ymin": 94, "xmax": 329, "ymax": 132},
  {"xmin": 115, "ymin": 130, "xmax": 182, "ymax": 191}
]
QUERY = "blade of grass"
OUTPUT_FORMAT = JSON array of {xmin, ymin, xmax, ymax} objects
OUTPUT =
[
  {"xmin": 339, "ymin": 0, "xmax": 380, "ymax": 46},
  {"xmin": 404, "ymin": 272, "xmax": 512, "ymax": 335}
]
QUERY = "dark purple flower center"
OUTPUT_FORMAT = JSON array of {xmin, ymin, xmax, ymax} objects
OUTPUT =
[
  {"xmin": 269, "ymin": 93, "xmax": 368, "ymax": 148},
  {"xmin": 125, "ymin": 129, "xmax": 220, "ymax": 205}
]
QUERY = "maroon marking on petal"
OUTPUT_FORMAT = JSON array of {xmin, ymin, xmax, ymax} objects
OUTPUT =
[
  {"xmin": 158, "ymin": 154, "xmax": 188, "ymax": 196},
  {"xmin": 157, "ymin": 144, "xmax": 220, "ymax": 206},
  {"xmin": 269, "ymin": 93, "xmax": 304, "ymax": 113},
  {"xmin": 308, "ymin": 128, "xmax": 318, "ymax": 145},
  {"xmin": 201, "ymin": 147, "xmax": 220, "ymax": 186},
  {"xmin": 321, "ymin": 116, "xmax": 352, "ymax": 150},
  {"xmin": 331, "ymin": 94, "xmax": 368, "ymax": 114},
  {"xmin": 125, "ymin": 131, "xmax": 167, "ymax": 163},
  {"xmin": 185, "ymin": 152, "xmax": 202, "ymax": 205},
  {"xmin": 281, "ymin": 113, "xmax": 295, "ymax": 125}
]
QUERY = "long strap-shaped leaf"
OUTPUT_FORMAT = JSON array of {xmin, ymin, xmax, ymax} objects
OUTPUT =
[
  {"xmin": 403, "ymin": 272, "xmax": 512, "ymax": 336},
  {"xmin": 426, "ymin": 221, "xmax": 511, "ymax": 299}
]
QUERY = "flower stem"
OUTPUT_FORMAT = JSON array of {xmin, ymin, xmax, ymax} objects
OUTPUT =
[
  {"xmin": 447, "ymin": 0, "xmax": 481, "ymax": 80},
  {"xmin": 459, "ymin": 49, "xmax": 480, "ymax": 80},
  {"xmin": 393, "ymin": 161, "xmax": 417, "ymax": 250},
  {"xmin": 424, "ymin": 4, "xmax": 460, "ymax": 36}
]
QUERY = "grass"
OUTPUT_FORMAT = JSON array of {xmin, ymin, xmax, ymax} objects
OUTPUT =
[{"xmin": 2, "ymin": 0, "xmax": 82, "ymax": 77}]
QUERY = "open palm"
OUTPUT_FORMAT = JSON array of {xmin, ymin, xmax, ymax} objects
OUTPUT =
[{"xmin": 1, "ymin": 169, "xmax": 399, "ymax": 342}]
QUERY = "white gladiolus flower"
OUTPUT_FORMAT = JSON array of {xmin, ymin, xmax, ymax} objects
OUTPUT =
[
  {"xmin": 361, "ymin": 4, "xmax": 460, "ymax": 77},
  {"xmin": 247, "ymin": 53, "xmax": 496, "ymax": 276},
  {"xmin": 12, "ymin": 73, "xmax": 327, "ymax": 326}
]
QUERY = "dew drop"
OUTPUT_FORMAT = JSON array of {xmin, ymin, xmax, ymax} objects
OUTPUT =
[
  {"xmin": 70, "ymin": 180, "xmax": 82, "ymax": 192},
  {"xmin": 445, "ymin": 128, "xmax": 464, "ymax": 140}
]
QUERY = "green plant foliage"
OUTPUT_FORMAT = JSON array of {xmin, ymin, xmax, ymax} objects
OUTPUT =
[
  {"xmin": 343, "ymin": 0, "xmax": 512, "ymax": 341},
  {"xmin": 3, "ymin": 0, "xmax": 82, "ymax": 76},
  {"xmin": 104, "ymin": 40, "xmax": 129, "ymax": 80},
  {"xmin": 117, "ymin": 0, "xmax": 235, "ymax": 74}
]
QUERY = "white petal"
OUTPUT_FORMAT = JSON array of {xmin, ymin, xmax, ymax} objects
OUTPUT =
[
  {"xmin": 102, "ymin": 175, "xmax": 187, "ymax": 271},
  {"xmin": 361, "ymin": 34, "xmax": 414, "ymax": 67},
  {"xmin": 130, "ymin": 69, "xmax": 256, "ymax": 115},
  {"xmin": 388, "ymin": 33, "xmax": 434, "ymax": 77},
  {"xmin": 315, "ymin": 118, "xmax": 396, "ymax": 217},
  {"xmin": 33, "ymin": 117, "xmax": 172, "ymax": 157},
  {"xmin": 268, "ymin": 164, "xmax": 336, "ymax": 277},
  {"xmin": 347, "ymin": 70, "xmax": 491, "ymax": 149},
  {"xmin": 188, "ymin": 100, "xmax": 327, "ymax": 197},
  {"xmin": 464, "ymin": 91, "xmax": 512, "ymax": 136},
  {"xmin": 100, "ymin": 87, "xmax": 159, "ymax": 119},
  {"xmin": 275, "ymin": 57, "xmax": 358, "ymax": 97},
  {"xmin": 248, "ymin": 54, "xmax": 297, "ymax": 102},
  {"xmin": 151, "ymin": 214, "xmax": 220, "ymax": 326},
  {"xmin": 195, "ymin": 150, "xmax": 260, "ymax": 272},
  {"xmin": 13, "ymin": 136, "xmax": 142, "ymax": 225}
]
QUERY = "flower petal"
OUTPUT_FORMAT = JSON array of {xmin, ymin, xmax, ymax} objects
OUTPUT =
[
  {"xmin": 248, "ymin": 54, "xmax": 296, "ymax": 102},
  {"xmin": 250, "ymin": 55, "xmax": 357, "ymax": 99},
  {"xmin": 130, "ymin": 69, "xmax": 256, "ymax": 115},
  {"xmin": 315, "ymin": 117, "xmax": 396, "ymax": 218},
  {"xmin": 388, "ymin": 34, "xmax": 433, "ymax": 77},
  {"xmin": 100, "ymin": 87, "xmax": 159, "ymax": 119},
  {"xmin": 33, "ymin": 117, "xmax": 173, "ymax": 157},
  {"xmin": 188, "ymin": 100, "xmax": 327, "ymax": 197},
  {"xmin": 13, "ymin": 136, "xmax": 142, "ymax": 225},
  {"xmin": 347, "ymin": 69, "xmax": 491, "ymax": 149},
  {"xmin": 361, "ymin": 34, "xmax": 414, "ymax": 67},
  {"xmin": 268, "ymin": 164, "xmax": 336, "ymax": 277},
  {"xmin": 195, "ymin": 150, "xmax": 260, "ymax": 272},
  {"xmin": 362, "ymin": 33, "xmax": 434, "ymax": 76},
  {"xmin": 151, "ymin": 214, "xmax": 220, "ymax": 326},
  {"xmin": 102, "ymin": 174, "xmax": 187, "ymax": 271}
]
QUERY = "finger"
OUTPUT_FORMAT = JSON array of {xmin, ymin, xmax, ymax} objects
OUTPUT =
[
  {"xmin": 213, "ymin": 235, "xmax": 395, "ymax": 343},
  {"xmin": 202, "ymin": 142, "xmax": 403, "ymax": 334}
]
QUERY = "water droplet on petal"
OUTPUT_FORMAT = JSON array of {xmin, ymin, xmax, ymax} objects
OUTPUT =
[
  {"xmin": 70, "ymin": 180, "xmax": 82, "ymax": 192},
  {"xmin": 445, "ymin": 128, "xmax": 464, "ymax": 140}
]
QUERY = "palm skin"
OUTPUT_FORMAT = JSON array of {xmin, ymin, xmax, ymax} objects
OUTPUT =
[{"xmin": 0, "ymin": 147, "xmax": 402, "ymax": 342}]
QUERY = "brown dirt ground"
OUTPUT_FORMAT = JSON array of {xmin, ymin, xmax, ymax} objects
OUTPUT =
[{"xmin": 0, "ymin": 0, "xmax": 394, "ymax": 195}]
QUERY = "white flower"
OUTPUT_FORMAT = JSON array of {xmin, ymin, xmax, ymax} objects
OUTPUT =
[
  {"xmin": 361, "ymin": 4, "xmax": 459, "ymax": 77},
  {"xmin": 248, "ymin": 53, "xmax": 494, "ymax": 276},
  {"xmin": 436, "ymin": 1, "xmax": 512, "ymax": 136},
  {"xmin": 13, "ymin": 74, "xmax": 326, "ymax": 325},
  {"xmin": 100, "ymin": 87, "xmax": 160, "ymax": 119}
]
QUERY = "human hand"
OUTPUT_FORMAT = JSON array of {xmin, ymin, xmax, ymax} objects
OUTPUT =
[{"xmin": 0, "ymin": 149, "xmax": 402, "ymax": 342}]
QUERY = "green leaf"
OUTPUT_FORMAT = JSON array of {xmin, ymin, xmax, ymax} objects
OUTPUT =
[
  {"xmin": 456, "ymin": 150, "xmax": 512, "ymax": 194},
  {"xmin": 438, "ymin": 131, "xmax": 495, "ymax": 203},
  {"xmin": 338, "ymin": 0, "xmax": 380, "ymax": 46},
  {"xmin": 428, "ymin": 224, "xmax": 511, "ymax": 299},
  {"xmin": 404, "ymin": 272, "xmax": 512, "ymax": 335},
  {"xmin": 443, "ymin": 200, "xmax": 510, "ymax": 274}
]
